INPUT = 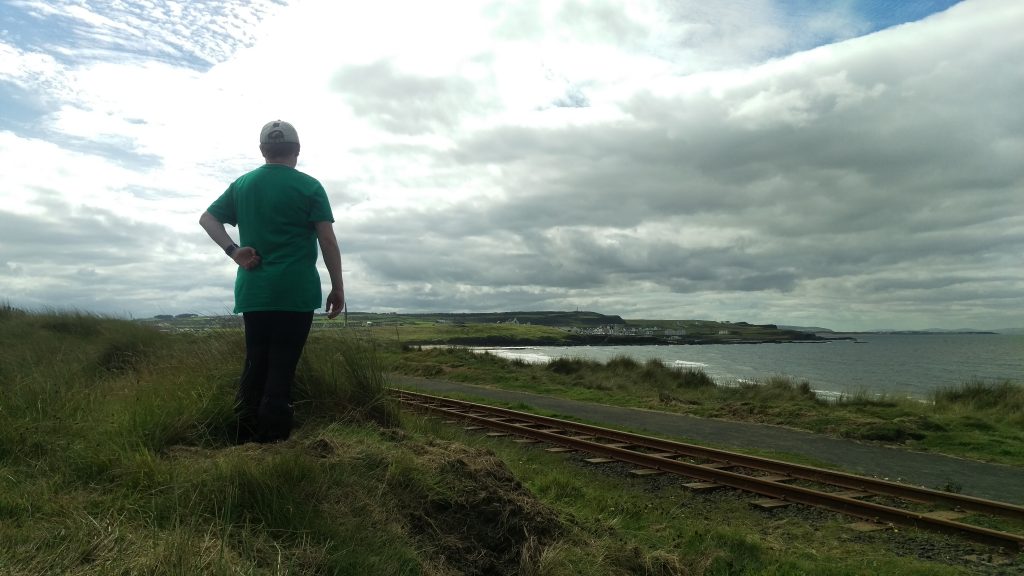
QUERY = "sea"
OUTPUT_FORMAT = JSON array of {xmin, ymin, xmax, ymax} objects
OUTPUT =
[{"xmin": 475, "ymin": 333, "xmax": 1024, "ymax": 400}]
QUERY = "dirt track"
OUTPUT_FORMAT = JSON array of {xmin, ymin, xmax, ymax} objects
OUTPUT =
[{"xmin": 391, "ymin": 375, "xmax": 1024, "ymax": 505}]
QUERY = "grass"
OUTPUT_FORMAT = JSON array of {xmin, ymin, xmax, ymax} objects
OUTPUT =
[
  {"xmin": 0, "ymin": 309, "xmax": 1012, "ymax": 574},
  {"xmin": 406, "ymin": 414, "xmax": 980, "ymax": 576},
  {"xmin": 388, "ymin": 346, "xmax": 1024, "ymax": 466},
  {"xmin": 0, "ymin": 310, "xmax": 413, "ymax": 574}
]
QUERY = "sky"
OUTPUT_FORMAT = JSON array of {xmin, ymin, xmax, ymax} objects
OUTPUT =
[{"xmin": 1, "ymin": 0, "xmax": 1021, "ymax": 331}]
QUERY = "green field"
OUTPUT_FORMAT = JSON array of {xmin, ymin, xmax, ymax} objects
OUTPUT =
[{"xmin": 3, "ymin": 308, "xmax": 1018, "ymax": 574}]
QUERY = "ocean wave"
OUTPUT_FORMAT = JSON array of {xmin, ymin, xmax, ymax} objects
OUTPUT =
[
  {"xmin": 671, "ymin": 360, "xmax": 709, "ymax": 369},
  {"xmin": 484, "ymin": 349, "xmax": 552, "ymax": 364}
]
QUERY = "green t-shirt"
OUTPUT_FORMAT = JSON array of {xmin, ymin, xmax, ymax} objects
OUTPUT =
[{"xmin": 207, "ymin": 164, "xmax": 334, "ymax": 313}]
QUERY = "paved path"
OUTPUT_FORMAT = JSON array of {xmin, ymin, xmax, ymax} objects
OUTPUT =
[{"xmin": 392, "ymin": 375, "xmax": 1024, "ymax": 505}]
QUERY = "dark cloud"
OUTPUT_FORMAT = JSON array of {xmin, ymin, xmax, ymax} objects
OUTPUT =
[
  {"xmin": 332, "ymin": 61, "xmax": 485, "ymax": 134},
  {"xmin": 0, "ymin": 198, "xmax": 136, "ymax": 265},
  {"xmin": 0, "ymin": 193, "xmax": 233, "ymax": 315}
]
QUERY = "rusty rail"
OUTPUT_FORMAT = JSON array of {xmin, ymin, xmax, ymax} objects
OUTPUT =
[{"xmin": 393, "ymin": 388, "xmax": 1024, "ymax": 550}]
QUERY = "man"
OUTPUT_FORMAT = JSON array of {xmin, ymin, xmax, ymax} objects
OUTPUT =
[{"xmin": 199, "ymin": 119, "xmax": 344, "ymax": 443}]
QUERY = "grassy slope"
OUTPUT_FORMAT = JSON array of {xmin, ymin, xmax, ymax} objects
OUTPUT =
[{"xmin": 0, "ymin": 308, "xmax": 1006, "ymax": 575}]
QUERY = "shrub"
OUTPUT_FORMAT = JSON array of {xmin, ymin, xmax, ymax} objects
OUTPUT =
[
  {"xmin": 546, "ymin": 357, "xmax": 589, "ymax": 375},
  {"xmin": 295, "ymin": 336, "xmax": 399, "ymax": 427},
  {"xmin": 932, "ymin": 380, "xmax": 1024, "ymax": 414},
  {"xmin": 676, "ymin": 368, "xmax": 716, "ymax": 389},
  {"xmin": 845, "ymin": 421, "xmax": 925, "ymax": 443},
  {"xmin": 0, "ymin": 301, "xmax": 25, "ymax": 321},
  {"xmin": 606, "ymin": 355, "xmax": 640, "ymax": 372},
  {"xmin": 94, "ymin": 326, "xmax": 164, "ymax": 373}
]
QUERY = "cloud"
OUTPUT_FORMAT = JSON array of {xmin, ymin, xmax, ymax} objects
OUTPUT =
[
  {"xmin": 5, "ymin": 0, "xmax": 289, "ymax": 67},
  {"xmin": 0, "ymin": 0, "xmax": 1021, "ymax": 330},
  {"xmin": 332, "ymin": 61, "xmax": 484, "ymax": 135},
  {"xmin": 0, "ymin": 195, "xmax": 232, "ymax": 314}
]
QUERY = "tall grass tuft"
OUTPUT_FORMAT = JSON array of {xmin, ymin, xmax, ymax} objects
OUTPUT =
[
  {"xmin": 932, "ymin": 380, "xmax": 1024, "ymax": 420},
  {"xmin": 0, "ymin": 309, "xmax": 177, "ymax": 464},
  {"xmin": 295, "ymin": 335, "xmax": 399, "ymax": 427},
  {"xmin": 0, "ymin": 300, "xmax": 24, "ymax": 320},
  {"xmin": 736, "ymin": 376, "xmax": 820, "ymax": 404},
  {"xmin": 676, "ymin": 367, "xmax": 716, "ymax": 389},
  {"xmin": 636, "ymin": 358, "xmax": 716, "ymax": 390},
  {"xmin": 546, "ymin": 356, "xmax": 591, "ymax": 375},
  {"xmin": 605, "ymin": 355, "xmax": 640, "ymax": 372}
]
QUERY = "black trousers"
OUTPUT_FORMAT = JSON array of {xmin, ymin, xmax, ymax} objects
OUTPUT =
[{"xmin": 236, "ymin": 311, "xmax": 313, "ymax": 443}]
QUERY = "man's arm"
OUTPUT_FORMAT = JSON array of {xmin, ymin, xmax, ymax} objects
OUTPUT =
[
  {"xmin": 199, "ymin": 211, "xmax": 260, "ymax": 270},
  {"xmin": 315, "ymin": 221, "xmax": 345, "ymax": 319}
]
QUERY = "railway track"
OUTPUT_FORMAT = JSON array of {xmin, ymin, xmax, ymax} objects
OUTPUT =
[{"xmin": 392, "ymin": 388, "xmax": 1024, "ymax": 551}]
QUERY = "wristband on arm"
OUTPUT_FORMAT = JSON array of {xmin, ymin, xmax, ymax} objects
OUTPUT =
[{"xmin": 225, "ymin": 243, "xmax": 240, "ymax": 257}]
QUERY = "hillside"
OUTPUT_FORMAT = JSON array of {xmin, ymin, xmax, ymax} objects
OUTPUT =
[{"xmin": 146, "ymin": 311, "xmax": 825, "ymax": 345}]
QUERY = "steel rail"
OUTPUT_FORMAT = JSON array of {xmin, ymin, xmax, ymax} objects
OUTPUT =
[
  {"xmin": 394, "ymin": 388, "xmax": 1024, "ymax": 550},
  {"xmin": 394, "ymin": 388, "xmax": 1024, "ymax": 521}
]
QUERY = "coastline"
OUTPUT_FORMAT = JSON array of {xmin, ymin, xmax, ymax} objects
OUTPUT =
[{"xmin": 406, "ymin": 332, "xmax": 841, "ymax": 348}]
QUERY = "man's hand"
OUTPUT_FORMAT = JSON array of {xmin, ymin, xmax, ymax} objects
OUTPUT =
[
  {"xmin": 231, "ymin": 247, "xmax": 261, "ymax": 270},
  {"xmin": 325, "ymin": 287, "xmax": 345, "ymax": 319},
  {"xmin": 315, "ymin": 222, "xmax": 345, "ymax": 319}
]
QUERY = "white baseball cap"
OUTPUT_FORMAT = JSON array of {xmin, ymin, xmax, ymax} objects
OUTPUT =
[{"xmin": 259, "ymin": 120, "xmax": 300, "ymax": 144}]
